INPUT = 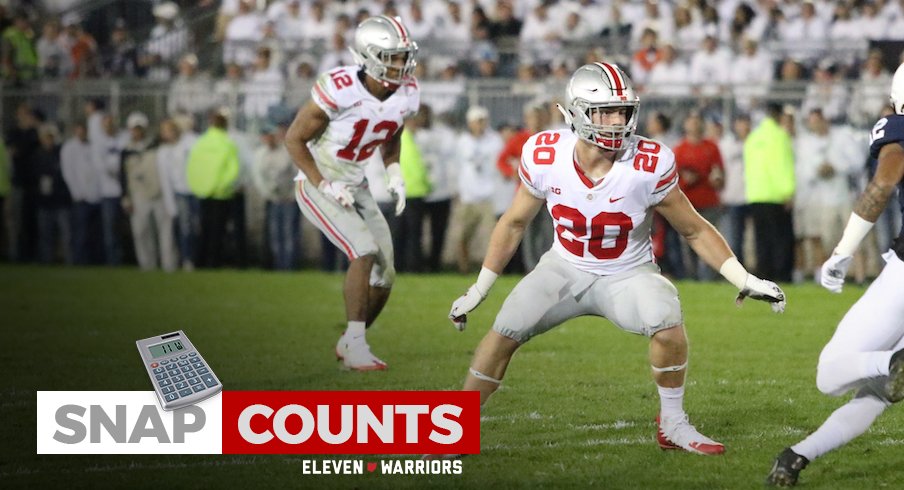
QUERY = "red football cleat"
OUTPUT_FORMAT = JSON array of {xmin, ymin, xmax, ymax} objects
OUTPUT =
[{"xmin": 656, "ymin": 414, "xmax": 725, "ymax": 455}]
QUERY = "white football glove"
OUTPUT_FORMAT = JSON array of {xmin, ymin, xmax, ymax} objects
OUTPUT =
[
  {"xmin": 820, "ymin": 254, "xmax": 852, "ymax": 293},
  {"xmin": 318, "ymin": 179, "xmax": 354, "ymax": 209},
  {"xmin": 736, "ymin": 275, "xmax": 786, "ymax": 313},
  {"xmin": 448, "ymin": 284, "xmax": 488, "ymax": 331},
  {"xmin": 386, "ymin": 162, "xmax": 406, "ymax": 216}
]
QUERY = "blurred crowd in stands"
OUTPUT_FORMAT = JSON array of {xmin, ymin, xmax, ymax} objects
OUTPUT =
[{"xmin": 1, "ymin": 0, "xmax": 903, "ymax": 282}]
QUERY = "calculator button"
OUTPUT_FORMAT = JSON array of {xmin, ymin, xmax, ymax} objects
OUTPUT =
[
  {"xmin": 176, "ymin": 381, "xmax": 188, "ymax": 389},
  {"xmin": 153, "ymin": 367, "xmax": 165, "ymax": 374},
  {"xmin": 192, "ymin": 362, "xmax": 205, "ymax": 370},
  {"xmin": 170, "ymin": 357, "xmax": 178, "ymax": 363},
  {"xmin": 165, "ymin": 393, "xmax": 179, "ymax": 402},
  {"xmin": 171, "ymin": 375, "xmax": 185, "ymax": 382},
  {"xmin": 158, "ymin": 379, "xmax": 172, "ymax": 387},
  {"xmin": 201, "ymin": 374, "xmax": 218, "ymax": 388},
  {"xmin": 184, "ymin": 370, "xmax": 196, "ymax": 378},
  {"xmin": 150, "ymin": 362, "xmax": 159, "ymax": 368},
  {"xmin": 181, "ymin": 366, "xmax": 192, "ymax": 373},
  {"xmin": 192, "ymin": 384, "xmax": 205, "ymax": 393},
  {"xmin": 178, "ymin": 360, "xmax": 190, "ymax": 367},
  {"xmin": 155, "ymin": 373, "xmax": 167, "ymax": 381},
  {"xmin": 180, "ymin": 355, "xmax": 188, "ymax": 359},
  {"xmin": 168, "ymin": 370, "xmax": 180, "ymax": 377},
  {"xmin": 161, "ymin": 360, "xmax": 169, "ymax": 365},
  {"xmin": 179, "ymin": 388, "xmax": 193, "ymax": 397},
  {"xmin": 189, "ymin": 352, "xmax": 197, "ymax": 356},
  {"xmin": 162, "ymin": 386, "xmax": 175, "ymax": 394},
  {"xmin": 189, "ymin": 357, "xmax": 200, "ymax": 363},
  {"xmin": 196, "ymin": 367, "xmax": 209, "ymax": 375},
  {"xmin": 188, "ymin": 377, "xmax": 201, "ymax": 385}
]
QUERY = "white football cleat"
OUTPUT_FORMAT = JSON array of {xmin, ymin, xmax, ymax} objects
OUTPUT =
[
  {"xmin": 656, "ymin": 414, "xmax": 725, "ymax": 455},
  {"xmin": 335, "ymin": 335, "xmax": 387, "ymax": 371}
]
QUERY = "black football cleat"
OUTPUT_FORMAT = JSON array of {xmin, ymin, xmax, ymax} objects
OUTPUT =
[
  {"xmin": 765, "ymin": 447, "xmax": 809, "ymax": 487},
  {"xmin": 886, "ymin": 348, "xmax": 904, "ymax": 402}
]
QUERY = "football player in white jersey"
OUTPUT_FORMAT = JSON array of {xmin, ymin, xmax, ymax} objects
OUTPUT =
[
  {"xmin": 285, "ymin": 15, "xmax": 419, "ymax": 371},
  {"xmin": 766, "ymin": 64, "xmax": 904, "ymax": 487},
  {"xmin": 444, "ymin": 63, "xmax": 787, "ymax": 456}
]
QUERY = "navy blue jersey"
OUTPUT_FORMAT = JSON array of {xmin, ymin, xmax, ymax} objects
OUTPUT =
[{"xmin": 868, "ymin": 114, "xmax": 904, "ymax": 239}]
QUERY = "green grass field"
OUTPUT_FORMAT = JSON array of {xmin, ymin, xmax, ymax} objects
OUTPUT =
[{"xmin": 2, "ymin": 265, "xmax": 901, "ymax": 489}]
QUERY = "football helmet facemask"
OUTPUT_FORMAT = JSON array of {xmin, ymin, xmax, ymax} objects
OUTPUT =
[{"xmin": 558, "ymin": 62, "xmax": 640, "ymax": 151}]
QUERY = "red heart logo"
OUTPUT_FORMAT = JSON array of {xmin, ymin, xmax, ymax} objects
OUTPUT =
[{"xmin": 367, "ymin": 462, "xmax": 377, "ymax": 473}]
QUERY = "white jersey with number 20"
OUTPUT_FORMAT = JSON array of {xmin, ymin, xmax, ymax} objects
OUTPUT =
[
  {"xmin": 301, "ymin": 65, "xmax": 420, "ymax": 187},
  {"xmin": 519, "ymin": 130, "xmax": 678, "ymax": 276}
]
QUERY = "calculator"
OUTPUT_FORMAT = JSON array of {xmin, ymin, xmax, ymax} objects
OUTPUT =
[{"xmin": 136, "ymin": 330, "xmax": 222, "ymax": 411}]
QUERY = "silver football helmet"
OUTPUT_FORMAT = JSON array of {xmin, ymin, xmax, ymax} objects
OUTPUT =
[
  {"xmin": 350, "ymin": 15, "xmax": 418, "ymax": 89},
  {"xmin": 891, "ymin": 63, "xmax": 904, "ymax": 115},
  {"xmin": 558, "ymin": 62, "xmax": 640, "ymax": 151}
]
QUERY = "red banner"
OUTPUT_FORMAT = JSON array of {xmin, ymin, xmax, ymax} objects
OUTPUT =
[{"xmin": 221, "ymin": 391, "xmax": 480, "ymax": 455}]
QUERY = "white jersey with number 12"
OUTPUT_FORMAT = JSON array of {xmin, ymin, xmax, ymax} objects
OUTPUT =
[{"xmin": 300, "ymin": 65, "xmax": 420, "ymax": 187}]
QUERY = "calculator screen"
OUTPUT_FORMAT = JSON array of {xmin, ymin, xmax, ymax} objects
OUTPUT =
[{"xmin": 148, "ymin": 339, "xmax": 186, "ymax": 358}]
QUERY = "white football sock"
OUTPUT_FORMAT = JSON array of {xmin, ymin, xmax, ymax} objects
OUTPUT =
[
  {"xmin": 658, "ymin": 385, "xmax": 685, "ymax": 418},
  {"xmin": 791, "ymin": 393, "xmax": 888, "ymax": 461},
  {"xmin": 346, "ymin": 321, "xmax": 366, "ymax": 343}
]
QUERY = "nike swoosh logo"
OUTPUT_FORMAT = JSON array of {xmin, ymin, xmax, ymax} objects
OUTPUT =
[{"xmin": 609, "ymin": 196, "xmax": 625, "ymax": 203}]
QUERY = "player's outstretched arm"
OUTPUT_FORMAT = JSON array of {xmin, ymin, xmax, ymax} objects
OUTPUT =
[
  {"xmin": 448, "ymin": 186, "xmax": 545, "ymax": 330},
  {"xmin": 821, "ymin": 143, "xmax": 904, "ymax": 292},
  {"xmin": 655, "ymin": 187, "xmax": 786, "ymax": 312}
]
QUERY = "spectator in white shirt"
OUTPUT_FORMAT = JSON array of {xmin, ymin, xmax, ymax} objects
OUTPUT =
[
  {"xmin": 729, "ymin": 38, "xmax": 773, "ymax": 110},
  {"xmin": 302, "ymin": 0, "xmax": 335, "ymax": 49},
  {"xmin": 631, "ymin": 0, "xmax": 674, "ymax": 48},
  {"xmin": 801, "ymin": 62, "xmax": 848, "ymax": 124},
  {"xmin": 519, "ymin": 0, "xmax": 561, "ymax": 65},
  {"xmin": 402, "ymin": 0, "xmax": 435, "ymax": 43},
  {"xmin": 252, "ymin": 124, "xmax": 299, "ymax": 270},
  {"xmin": 275, "ymin": 0, "xmax": 306, "ymax": 46},
  {"xmin": 36, "ymin": 20, "xmax": 69, "ymax": 77},
  {"xmin": 689, "ymin": 35, "xmax": 730, "ymax": 97},
  {"xmin": 242, "ymin": 45, "xmax": 285, "ymax": 124},
  {"xmin": 168, "ymin": 54, "xmax": 215, "ymax": 118},
  {"xmin": 146, "ymin": 2, "xmax": 189, "ymax": 64},
  {"xmin": 317, "ymin": 32, "xmax": 356, "ymax": 75},
  {"xmin": 647, "ymin": 44, "xmax": 690, "ymax": 96},
  {"xmin": 448, "ymin": 106, "xmax": 503, "ymax": 273},
  {"xmin": 560, "ymin": 8, "xmax": 596, "ymax": 43},
  {"xmin": 794, "ymin": 108, "xmax": 865, "ymax": 279},
  {"xmin": 224, "ymin": 0, "xmax": 264, "ymax": 67},
  {"xmin": 714, "ymin": 113, "xmax": 750, "ymax": 266},
  {"xmin": 779, "ymin": 1, "xmax": 828, "ymax": 63},
  {"xmin": 856, "ymin": 2, "xmax": 890, "ymax": 41},
  {"xmin": 673, "ymin": 3, "xmax": 705, "ymax": 50},
  {"xmin": 157, "ymin": 118, "xmax": 196, "ymax": 270},
  {"xmin": 121, "ymin": 112, "xmax": 177, "ymax": 272},
  {"xmin": 61, "ymin": 120, "xmax": 100, "ymax": 264},
  {"xmin": 848, "ymin": 50, "xmax": 893, "ymax": 127},
  {"xmin": 433, "ymin": 0, "xmax": 471, "ymax": 52}
]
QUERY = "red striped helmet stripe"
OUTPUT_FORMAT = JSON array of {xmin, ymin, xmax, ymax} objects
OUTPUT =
[
  {"xmin": 595, "ymin": 62, "xmax": 624, "ymax": 96},
  {"xmin": 384, "ymin": 15, "xmax": 409, "ymax": 44}
]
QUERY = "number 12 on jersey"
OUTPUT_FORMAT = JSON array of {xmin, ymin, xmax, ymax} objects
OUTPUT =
[{"xmin": 336, "ymin": 119, "xmax": 399, "ymax": 162}]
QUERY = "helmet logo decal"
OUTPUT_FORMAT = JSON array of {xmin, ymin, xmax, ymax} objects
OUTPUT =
[
  {"xmin": 384, "ymin": 15, "xmax": 409, "ymax": 44},
  {"xmin": 595, "ymin": 62, "xmax": 625, "ymax": 96}
]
